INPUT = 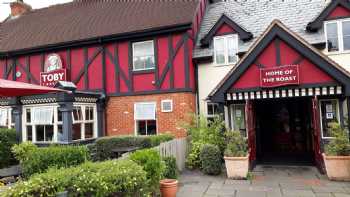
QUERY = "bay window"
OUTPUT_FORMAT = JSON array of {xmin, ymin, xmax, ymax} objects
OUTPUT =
[
  {"xmin": 132, "ymin": 40, "xmax": 155, "ymax": 71},
  {"xmin": 213, "ymin": 34, "xmax": 238, "ymax": 65},
  {"xmin": 325, "ymin": 19, "xmax": 350, "ymax": 53},
  {"xmin": 24, "ymin": 105, "xmax": 61, "ymax": 143},
  {"xmin": 134, "ymin": 102, "xmax": 157, "ymax": 135},
  {"xmin": 319, "ymin": 99, "xmax": 340, "ymax": 138}
]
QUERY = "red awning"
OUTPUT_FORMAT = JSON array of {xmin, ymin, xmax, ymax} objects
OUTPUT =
[{"xmin": 0, "ymin": 79, "xmax": 66, "ymax": 97}]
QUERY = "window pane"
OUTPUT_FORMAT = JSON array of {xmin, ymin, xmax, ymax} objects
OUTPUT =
[
  {"xmin": 73, "ymin": 123, "xmax": 82, "ymax": 140},
  {"xmin": 227, "ymin": 37, "xmax": 237, "ymax": 64},
  {"xmin": 137, "ymin": 120, "xmax": 147, "ymax": 135},
  {"xmin": 36, "ymin": 125, "xmax": 53, "ymax": 142},
  {"xmin": 214, "ymin": 38, "xmax": 225, "ymax": 51},
  {"xmin": 85, "ymin": 123, "xmax": 94, "ymax": 139},
  {"xmin": 343, "ymin": 21, "xmax": 350, "ymax": 50},
  {"xmin": 147, "ymin": 120, "xmax": 157, "ymax": 135},
  {"xmin": 27, "ymin": 126, "xmax": 32, "ymax": 141},
  {"xmin": 215, "ymin": 52, "xmax": 225, "ymax": 64},
  {"xmin": 58, "ymin": 110, "xmax": 62, "ymax": 122},
  {"xmin": 57, "ymin": 125, "xmax": 64, "ymax": 142},
  {"xmin": 73, "ymin": 107, "xmax": 83, "ymax": 121},
  {"xmin": 26, "ymin": 109, "xmax": 31, "ymax": 123},
  {"xmin": 320, "ymin": 100, "xmax": 339, "ymax": 137},
  {"xmin": 133, "ymin": 41, "xmax": 155, "ymax": 70},
  {"xmin": 326, "ymin": 23, "xmax": 339, "ymax": 52},
  {"xmin": 134, "ymin": 103, "xmax": 156, "ymax": 120}
]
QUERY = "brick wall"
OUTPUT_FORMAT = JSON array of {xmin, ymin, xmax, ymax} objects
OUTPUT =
[{"xmin": 106, "ymin": 92, "xmax": 196, "ymax": 138}]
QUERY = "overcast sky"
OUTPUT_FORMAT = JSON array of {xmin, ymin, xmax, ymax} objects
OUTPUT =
[{"xmin": 0, "ymin": 0, "xmax": 72, "ymax": 22}]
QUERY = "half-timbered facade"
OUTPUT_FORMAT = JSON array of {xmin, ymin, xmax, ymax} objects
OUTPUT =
[
  {"xmin": 195, "ymin": 0, "xmax": 350, "ymax": 171},
  {"xmin": 0, "ymin": 0, "xmax": 207, "ymax": 143}
]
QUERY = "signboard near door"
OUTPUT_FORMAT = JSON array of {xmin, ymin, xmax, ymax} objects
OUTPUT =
[
  {"xmin": 40, "ymin": 54, "xmax": 67, "ymax": 87},
  {"xmin": 260, "ymin": 65, "xmax": 299, "ymax": 87}
]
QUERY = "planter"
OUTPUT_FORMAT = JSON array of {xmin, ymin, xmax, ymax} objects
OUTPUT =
[
  {"xmin": 323, "ymin": 153, "xmax": 350, "ymax": 181},
  {"xmin": 160, "ymin": 179, "xmax": 178, "ymax": 197},
  {"xmin": 224, "ymin": 154, "xmax": 249, "ymax": 179}
]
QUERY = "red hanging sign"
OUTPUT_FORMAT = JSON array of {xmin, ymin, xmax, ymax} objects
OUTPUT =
[
  {"xmin": 40, "ymin": 53, "xmax": 67, "ymax": 87},
  {"xmin": 260, "ymin": 65, "xmax": 299, "ymax": 87}
]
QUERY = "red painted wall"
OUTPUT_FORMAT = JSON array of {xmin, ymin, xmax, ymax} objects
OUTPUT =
[
  {"xmin": 0, "ymin": 31, "xmax": 195, "ymax": 96},
  {"xmin": 327, "ymin": 5, "xmax": 350, "ymax": 20},
  {"xmin": 215, "ymin": 23, "xmax": 236, "ymax": 36},
  {"xmin": 232, "ymin": 38, "xmax": 336, "ymax": 90}
]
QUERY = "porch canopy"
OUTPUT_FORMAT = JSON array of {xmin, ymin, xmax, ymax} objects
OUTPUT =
[
  {"xmin": 0, "ymin": 78, "xmax": 66, "ymax": 97},
  {"xmin": 209, "ymin": 20, "xmax": 350, "ymax": 103}
]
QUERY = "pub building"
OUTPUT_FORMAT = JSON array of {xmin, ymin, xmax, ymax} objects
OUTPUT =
[
  {"xmin": 0, "ymin": 0, "xmax": 206, "ymax": 143},
  {"xmin": 195, "ymin": 0, "xmax": 350, "ymax": 170},
  {"xmin": 1, "ymin": 0, "xmax": 350, "ymax": 170}
]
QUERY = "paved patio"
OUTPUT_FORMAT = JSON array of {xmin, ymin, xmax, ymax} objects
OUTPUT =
[{"xmin": 178, "ymin": 165, "xmax": 350, "ymax": 197}]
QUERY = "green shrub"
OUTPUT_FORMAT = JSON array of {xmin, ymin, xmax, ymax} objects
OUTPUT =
[
  {"xmin": 325, "ymin": 122, "xmax": 350, "ymax": 156},
  {"xmin": 95, "ymin": 134, "xmax": 173, "ymax": 161},
  {"xmin": 163, "ymin": 156, "xmax": 178, "ymax": 179},
  {"xmin": 0, "ymin": 128, "xmax": 17, "ymax": 168},
  {"xmin": 12, "ymin": 142, "xmax": 90, "ymax": 177},
  {"xmin": 186, "ymin": 141, "xmax": 205, "ymax": 169},
  {"xmin": 199, "ymin": 144, "xmax": 222, "ymax": 175},
  {"xmin": 224, "ymin": 131, "xmax": 248, "ymax": 157},
  {"xmin": 2, "ymin": 159, "xmax": 148, "ymax": 197},
  {"xmin": 130, "ymin": 149, "xmax": 165, "ymax": 192}
]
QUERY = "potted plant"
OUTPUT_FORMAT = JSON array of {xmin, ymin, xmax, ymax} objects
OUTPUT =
[
  {"xmin": 323, "ymin": 122, "xmax": 350, "ymax": 181},
  {"xmin": 224, "ymin": 131, "xmax": 249, "ymax": 179},
  {"xmin": 160, "ymin": 156, "xmax": 178, "ymax": 197}
]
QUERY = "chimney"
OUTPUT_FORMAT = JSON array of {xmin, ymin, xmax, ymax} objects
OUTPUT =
[{"xmin": 10, "ymin": 0, "xmax": 32, "ymax": 18}]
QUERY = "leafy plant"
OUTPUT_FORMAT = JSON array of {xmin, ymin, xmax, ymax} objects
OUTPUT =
[
  {"xmin": 199, "ymin": 144, "xmax": 222, "ymax": 175},
  {"xmin": 129, "ymin": 149, "xmax": 165, "ymax": 192},
  {"xmin": 224, "ymin": 131, "xmax": 248, "ymax": 157},
  {"xmin": 325, "ymin": 122, "xmax": 350, "ymax": 156},
  {"xmin": 0, "ymin": 128, "xmax": 18, "ymax": 168},
  {"xmin": 163, "ymin": 156, "xmax": 178, "ymax": 179},
  {"xmin": 2, "ymin": 159, "xmax": 148, "ymax": 197},
  {"xmin": 186, "ymin": 141, "xmax": 205, "ymax": 169},
  {"xmin": 12, "ymin": 142, "xmax": 90, "ymax": 177}
]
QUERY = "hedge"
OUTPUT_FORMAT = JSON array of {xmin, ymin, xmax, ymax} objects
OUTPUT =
[
  {"xmin": 0, "ymin": 128, "xmax": 17, "ymax": 169},
  {"xmin": 94, "ymin": 134, "xmax": 174, "ymax": 161},
  {"xmin": 163, "ymin": 156, "xmax": 178, "ymax": 179},
  {"xmin": 12, "ymin": 142, "xmax": 90, "ymax": 177},
  {"xmin": 2, "ymin": 159, "xmax": 148, "ymax": 197},
  {"xmin": 130, "ymin": 149, "xmax": 165, "ymax": 192},
  {"xmin": 199, "ymin": 144, "xmax": 222, "ymax": 175}
]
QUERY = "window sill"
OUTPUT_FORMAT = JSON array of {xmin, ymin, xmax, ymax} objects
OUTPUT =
[
  {"xmin": 213, "ymin": 63, "xmax": 237, "ymax": 67},
  {"xmin": 325, "ymin": 51, "xmax": 350, "ymax": 55},
  {"xmin": 132, "ymin": 69, "xmax": 156, "ymax": 74}
]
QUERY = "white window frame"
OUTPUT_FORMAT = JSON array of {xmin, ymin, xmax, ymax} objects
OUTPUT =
[
  {"xmin": 213, "ymin": 34, "xmax": 239, "ymax": 66},
  {"xmin": 324, "ymin": 19, "xmax": 350, "ymax": 54},
  {"xmin": 134, "ymin": 102, "xmax": 157, "ymax": 136},
  {"xmin": 0, "ymin": 107, "xmax": 14, "ymax": 129},
  {"xmin": 72, "ymin": 103, "xmax": 98, "ymax": 141},
  {"xmin": 319, "ymin": 99, "xmax": 340, "ymax": 139},
  {"xmin": 132, "ymin": 40, "xmax": 155, "ymax": 71},
  {"xmin": 22, "ymin": 104, "xmax": 61, "ymax": 143},
  {"xmin": 161, "ymin": 99, "xmax": 173, "ymax": 112}
]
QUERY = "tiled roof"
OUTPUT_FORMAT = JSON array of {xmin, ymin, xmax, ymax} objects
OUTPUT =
[
  {"xmin": 194, "ymin": 0, "xmax": 329, "ymax": 59},
  {"xmin": 0, "ymin": 0, "xmax": 199, "ymax": 53}
]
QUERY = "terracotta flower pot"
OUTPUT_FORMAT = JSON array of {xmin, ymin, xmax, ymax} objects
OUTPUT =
[
  {"xmin": 160, "ymin": 179, "xmax": 178, "ymax": 197},
  {"xmin": 224, "ymin": 154, "xmax": 249, "ymax": 179},
  {"xmin": 323, "ymin": 153, "xmax": 350, "ymax": 181}
]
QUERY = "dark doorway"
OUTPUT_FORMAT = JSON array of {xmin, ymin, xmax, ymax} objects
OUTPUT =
[{"xmin": 255, "ymin": 98, "xmax": 314, "ymax": 165}]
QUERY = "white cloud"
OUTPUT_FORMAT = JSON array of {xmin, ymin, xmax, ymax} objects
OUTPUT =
[{"xmin": 0, "ymin": 0, "xmax": 73, "ymax": 22}]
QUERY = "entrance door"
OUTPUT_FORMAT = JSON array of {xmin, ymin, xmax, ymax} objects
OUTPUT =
[
  {"xmin": 311, "ymin": 97, "xmax": 324, "ymax": 172},
  {"xmin": 245, "ymin": 100, "xmax": 256, "ymax": 166}
]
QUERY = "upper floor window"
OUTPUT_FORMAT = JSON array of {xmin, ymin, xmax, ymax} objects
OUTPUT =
[
  {"xmin": 325, "ymin": 19, "xmax": 350, "ymax": 53},
  {"xmin": 132, "ymin": 40, "xmax": 155, "ymax": 71},
  {"xmin": 213, "ymin": 34, "xmax": 238, "ymax": 65}
]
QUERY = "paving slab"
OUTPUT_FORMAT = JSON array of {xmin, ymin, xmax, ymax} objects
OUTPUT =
[{"xmin": 178, "ymin": 165, "xmax": 350, "ymax": 197}]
